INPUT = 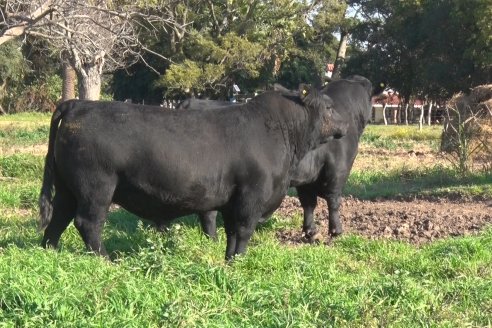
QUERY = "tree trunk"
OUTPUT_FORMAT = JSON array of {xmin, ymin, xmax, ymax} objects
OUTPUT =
[
  {"xmin": 76, "ymin": 67, "xmax": 102, "ymax": 100},
  {"xmin": 404, "ymin": 103, "xmax": 409, "ymax": 125},
  {"xmin": 332, "ymin": 29, "xmax": 349, "ymax": 79},
  {"xmin": 0, "ymin": 79, "xmax": 7, "ymax": 114},
  {"xmin": 62, "ymin": 62, "xmax": 76, "ymax": 101},
  {"xmin": 71, "ymin": 50, "xmax": 105, "ymax": 100}
]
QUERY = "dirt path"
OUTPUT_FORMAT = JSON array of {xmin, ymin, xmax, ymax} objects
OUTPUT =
[
  {"xmin": 275, "ymin": 196, "xmax": 492, "ymax": 245},
  {"xmin": 0, "ymin": 144, "xmax": 47, "ymax": 156}
]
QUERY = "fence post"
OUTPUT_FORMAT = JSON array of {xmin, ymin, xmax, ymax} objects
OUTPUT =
[
  {"xmin": 383, "ymin": 103, "xmax": 388, "ymax": 125},
  {"xmin": 419, "ymin": 105, "xmax": 424, "ymax": 130},
  {"xmin": 428, "ymin": 102, "xmax": 433, "ymax": 125},
  {"xmin": 404, "ymin": 103, "xmax": 409, "ymax": 125}
]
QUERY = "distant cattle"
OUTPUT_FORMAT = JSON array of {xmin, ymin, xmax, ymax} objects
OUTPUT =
[
  {"xmin": 291, "ymin": 75, "xmax": 383, "ymax": 240},
  {"xmin": 39, "ymin": 86, "xmax": 347, "ymax": 260},
  {"xmin": 195, "ymin": 76, "xmax": 384, "ymax": 241}
]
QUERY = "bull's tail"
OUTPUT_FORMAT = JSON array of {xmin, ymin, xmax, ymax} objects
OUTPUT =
[{"xmin": 38, "ymin": 101, "xmax": 72, "ymax": 231}]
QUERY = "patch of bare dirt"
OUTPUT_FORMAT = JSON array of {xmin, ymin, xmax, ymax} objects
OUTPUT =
[{"xmin": 275, "ymin": 196, "xmax": 492, "ymax": 245}]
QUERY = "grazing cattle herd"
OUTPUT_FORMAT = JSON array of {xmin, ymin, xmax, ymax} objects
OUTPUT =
[{"xmin": 39, "ymin": 75, "xmax": 381, "ymax": 260}]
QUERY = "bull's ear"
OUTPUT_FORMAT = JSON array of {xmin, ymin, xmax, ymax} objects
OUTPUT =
[
  {"xmin": 298, "ymin": 84, "xmax": 311, "ymax": 100},
  {"xmin": 274, "ymin": 83, "xmax": 298, "ymax": 96},
  {"xmin": 273, "ymin": 83, "xmax": 290, "ymax": 93}
]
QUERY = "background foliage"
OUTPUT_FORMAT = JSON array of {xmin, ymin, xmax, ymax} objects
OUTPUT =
[{"xmin": 0, "ymin": 0, "xmax": 490, "ymax": 107}]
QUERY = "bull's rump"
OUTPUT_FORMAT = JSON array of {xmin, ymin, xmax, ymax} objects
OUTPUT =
[{"xmin": 53, "ymin": 101, "xmax": 289, "ymax": 219}]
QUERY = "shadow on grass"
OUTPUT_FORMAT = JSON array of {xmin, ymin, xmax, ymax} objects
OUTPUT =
[
  {"xmin": 1, "ymin": 205, "xmax": 286, "ymax": 258},
  {"xmin": 104, "ymin": 209, "xmax": 210, "ymax": 256},
  {"xmin": 0, "ymin": 208, "xmax": 206, "ymax": 254}
]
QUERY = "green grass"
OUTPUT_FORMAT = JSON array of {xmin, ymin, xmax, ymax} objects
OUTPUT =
[
  {"xmin": 346, "ymin": 166, "xmax": 492, "ymax": 199},
  {"xmin": 1, "ymin": 120, "xmax": 492, "ymax": 326},
  {"xmin": 0, "ymin": 112, "xmax": 50, "ymax": 149},
  {"xmin": 364, "ymin": 125, "xmax": 442, "ymax": 141},
  {"xmin": 0, "ymin": 154, "xmax": 43, "ymax": 209},
  {"xmin": 0, "ymin": 210, "xmax": 491, "ymax": 327},
  {"xmin": 0, "ymin": 125, "xmax": 49, "ymax": 147},
  {"xmin": 361, "ymin": 125, "xmax": 442, "ymax": 150},
  {"xmin": 0, "ymin": 112, "xmax": 51, "ymax": 123},
  {"xmin": 0, "ymin": 181, "xmax": 40, "ymax": 209},
  {"xmin": 0, "ymin": 154, "xmax": 44, "ymax": 180}
]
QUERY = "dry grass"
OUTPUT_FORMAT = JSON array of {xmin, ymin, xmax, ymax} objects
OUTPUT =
[{"xmin": 441, "ymin": 84, "xmax": 492, "ymax": 173}]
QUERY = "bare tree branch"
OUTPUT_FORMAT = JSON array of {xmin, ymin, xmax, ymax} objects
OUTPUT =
[
  {"xmin": 0, "ymin": 0, "xmax": 55, "ymax": 44},
  {"xmin": 1, "ymin": 0, "xmax": 183, "ymax": 99}
]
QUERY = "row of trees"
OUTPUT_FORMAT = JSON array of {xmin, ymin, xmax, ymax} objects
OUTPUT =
[{"xmin": 0, "ymin": 0, "xmax": 490, "ymax": 112}]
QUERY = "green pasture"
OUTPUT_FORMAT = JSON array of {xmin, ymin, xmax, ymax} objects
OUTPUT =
[
  {"xmin": 0, "ymin": 114, "xmax": 491, "ymax": 327},
  {"xmin": 361, "ymin": 125, "xmax": 442, "ymax": 151}
]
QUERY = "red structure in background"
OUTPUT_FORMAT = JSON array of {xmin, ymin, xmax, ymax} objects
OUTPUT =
[{"xmin": 371, "ymin": 89, "xmax": 442, "ymax": 125}]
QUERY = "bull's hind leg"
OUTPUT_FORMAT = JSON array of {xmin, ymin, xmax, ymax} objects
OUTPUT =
[
  {"xmin": 74, "ymin": 199, "xmax": 112, "ymax": 257},
  {"xmin": 42, "ymin": 189, "xmax": 76, "ymax": 249},
  {"xmin": 73, "ymin": 180, "xmax": 115, "ymax": 257},
  {"xmin": 297, "ymin": 185, "xmax": 321, "ymax": 242}
]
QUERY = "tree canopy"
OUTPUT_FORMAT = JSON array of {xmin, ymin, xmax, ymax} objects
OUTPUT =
[
  {"xmin": 0, "ymin": 0, "xmax": 490, "ymax": 108},
  {"xmin": 344, "ymin": 0, "xmax": 492, "ymax": 102}
]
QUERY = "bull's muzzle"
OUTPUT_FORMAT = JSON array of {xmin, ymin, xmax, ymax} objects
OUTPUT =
[{"xmin": 321, "ymin": 108, "xmax": 348, "ymax": 141}]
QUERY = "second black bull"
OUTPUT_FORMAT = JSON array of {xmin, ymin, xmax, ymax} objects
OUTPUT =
[
  {"xmin": 39, "ymin": 86, "xmax": 347, "ymax": 260},
  {"xmin": 189, "ymin": 76, "xmax": 383, "ymax": 241}
]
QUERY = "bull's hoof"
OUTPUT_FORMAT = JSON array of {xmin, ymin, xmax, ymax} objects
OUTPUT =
[
  {"xmin": 329, "ymin": 229, "xmax": 343, "ymax": 237},
  {"xmin": 155, "ymin": 224, "xmax": 170, "ymax": 233},
  {"xmin": 206, "ymin": 234, "xmax": 218, "ymax": 241},
  {"xmin": 302, "ymin": 230, "xmax": 323, "ymax": 244},
  {"xmin": 307, "ymin": 232, "xmax": 323, "ymax": 244},
  {"xmin": 41, "ymin": 238, "xmax": 56, "ymax": 249}
]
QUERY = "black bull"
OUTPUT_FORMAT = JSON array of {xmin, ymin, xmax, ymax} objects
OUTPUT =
[
  {"xmin": 39, "ymin": 86, "xmax": 348, "ymax": 260},
  {"xmin": 193, "ymin": 76, "xmax": 383, "ymax": 241}
]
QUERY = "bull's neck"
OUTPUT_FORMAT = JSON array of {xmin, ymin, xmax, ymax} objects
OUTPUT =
[{"xmin": 279, "ymin": 105, "xmax": 314, "ymax": 166}]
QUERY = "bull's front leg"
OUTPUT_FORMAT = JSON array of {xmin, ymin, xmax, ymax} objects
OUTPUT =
[
  {"xmin": 326, "ymin": 193, "xmax": 343, "ymax": 236},
  {"xmin": 221, "ymin": 209, "xmax": 237, "ymax": 261},
  {"xmin": 297, "ymin": 185, "xmax": 322, "ymax": 243},
  {"xmin": 198, "ymin": 211, "xmax": 218, "ymax": 240},
  {"xmin": 233, "ymin": 215, "xmax": 260, "ymax": 259},
  {"xmin": 223, "ymin": 189, "xmax": 264, "ymax": 261}
]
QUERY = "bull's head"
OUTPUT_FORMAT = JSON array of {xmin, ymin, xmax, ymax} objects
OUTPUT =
[{"xmin": 299, "ymin": 84, "xmax": 348, "ymax": 143}]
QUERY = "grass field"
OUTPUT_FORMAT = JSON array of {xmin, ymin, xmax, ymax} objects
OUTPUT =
[{"xmin": 1, "ymin": 114, "xmax": 491, "ymax": 327}]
